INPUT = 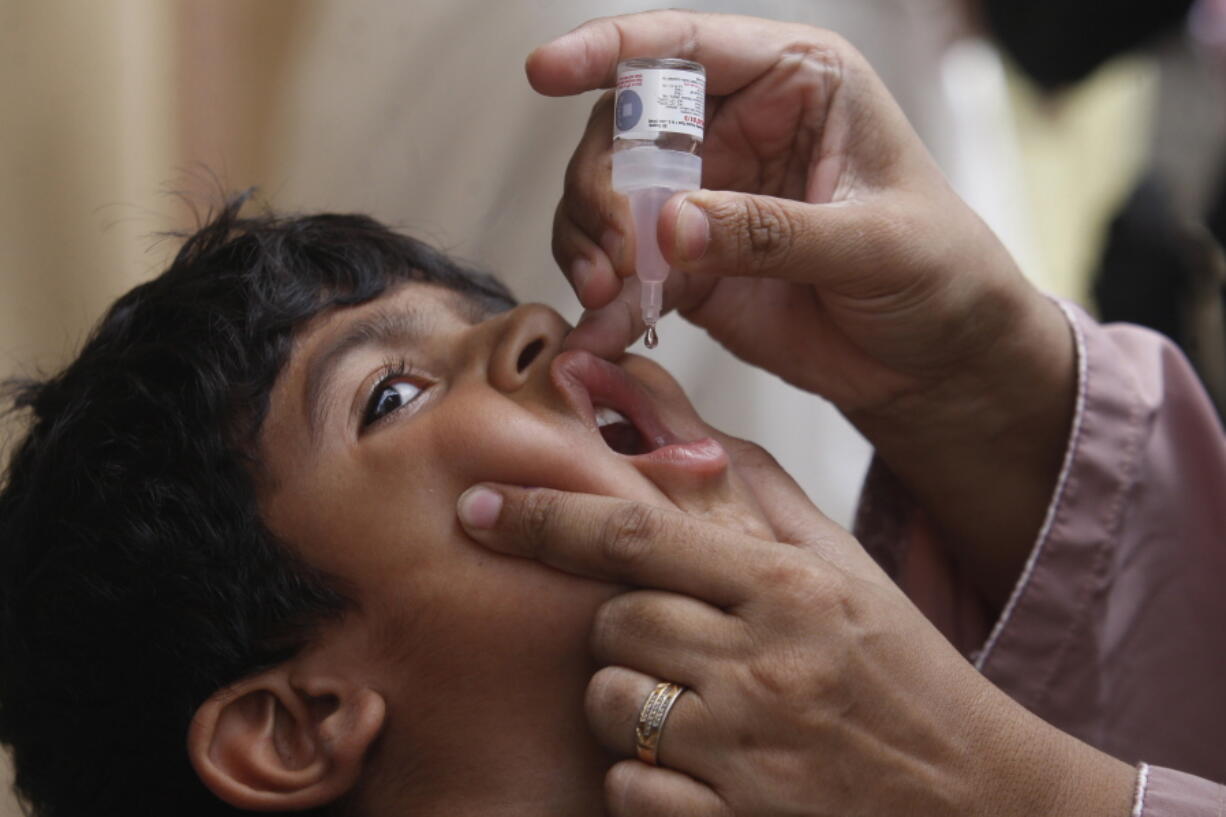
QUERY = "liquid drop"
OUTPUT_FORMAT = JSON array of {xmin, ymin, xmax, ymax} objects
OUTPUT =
[{"xmin": 644, "ymin": 325, "xmax": 659, "ymax": 349}]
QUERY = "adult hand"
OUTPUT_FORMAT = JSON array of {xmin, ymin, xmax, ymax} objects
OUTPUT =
[
  {"xmin": 533, "ymin": 10, "xmax": 1063, "ymax": 410},
  {"xmin": 529, "ymin": 11, "xmax": 1079, "ymax": 604},
  {"xmin": 455, "ymin": 464, "xmax": 1136, "ymax": 817}
]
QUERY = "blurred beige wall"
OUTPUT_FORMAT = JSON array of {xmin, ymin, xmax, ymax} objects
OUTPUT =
[
  {"xmin": 0, "ymin": 0, "xmax": 176, "ymax": 390},
  {"xmin": 0, "ymin": 0, "xmax": 298, "ymax": 433},
  {"xmin": 176, "ymin": 0, "xmax": 303, "ymax": 206}
]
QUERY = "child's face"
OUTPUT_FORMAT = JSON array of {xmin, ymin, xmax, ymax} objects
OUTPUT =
[{"xmin": 256, "ymin": 281, "xmax": 770, "ymax": 809}]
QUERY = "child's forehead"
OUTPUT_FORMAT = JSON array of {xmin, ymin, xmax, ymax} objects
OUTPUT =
[
  {"xmin": 297, "ymin": 281, "xmax": 500, "ymax": 347},
  {"xmin": 272, "ymin": 282, "xmax": 503, "ymax": 403}
]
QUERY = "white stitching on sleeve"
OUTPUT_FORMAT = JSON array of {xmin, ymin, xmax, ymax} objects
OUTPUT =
[{"xmin": 1132, "ymin": 762, "xmax": 1151, "ymax": 817}]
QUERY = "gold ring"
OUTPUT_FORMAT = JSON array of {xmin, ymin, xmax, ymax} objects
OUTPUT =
[{"xmin": 634, "ymin": 681, "xmax": 685, "ymax": 765}]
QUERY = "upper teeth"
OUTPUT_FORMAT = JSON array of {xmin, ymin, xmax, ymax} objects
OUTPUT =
[{"xmin": 595, "ymin": 406, "xmax": 629, "ymax": 428}]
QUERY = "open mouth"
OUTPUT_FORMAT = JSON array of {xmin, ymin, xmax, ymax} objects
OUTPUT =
[
  {"xmin": 595, "ymin": 406, "xmax": 650, "ymax": 456},
  {"xmin": 550, "ymin": 350, "xmax": 677, "ymax": 458}
]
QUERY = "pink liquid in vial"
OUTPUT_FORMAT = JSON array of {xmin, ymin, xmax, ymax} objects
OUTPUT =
[{"xmin": 627, "ymin": 187, "xmax": 674, "ymax": 285}]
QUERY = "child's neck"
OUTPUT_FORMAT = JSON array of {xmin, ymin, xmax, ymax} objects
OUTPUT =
[{"xmin": 362, "ymin": 702, "xmax": 615, "ymax": 817}]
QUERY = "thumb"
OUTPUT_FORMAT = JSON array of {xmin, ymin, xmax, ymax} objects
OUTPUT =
[{"xmin": 658, "ymin": 188, "xmax": 906, "ymax": 289}]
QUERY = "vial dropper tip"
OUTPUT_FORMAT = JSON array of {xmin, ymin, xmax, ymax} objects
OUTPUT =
[{"xmin": 644, "ymin": 325, "xmax": 659, "ymax": 349}]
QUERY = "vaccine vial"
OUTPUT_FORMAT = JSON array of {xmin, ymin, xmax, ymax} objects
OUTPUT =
[{"xmin": 611, "ymin": 58, "xmax": 705, "ymax": 349}]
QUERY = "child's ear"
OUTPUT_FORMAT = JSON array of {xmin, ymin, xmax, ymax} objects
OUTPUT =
[{"xmin": 187, "ymin": 662, "xmax": 386, "ymax": 811}]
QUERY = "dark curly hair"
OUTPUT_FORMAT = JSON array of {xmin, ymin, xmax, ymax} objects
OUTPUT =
[{"xmin": 0, "ymin": 193, "xmax": 515, "ymax": 817}]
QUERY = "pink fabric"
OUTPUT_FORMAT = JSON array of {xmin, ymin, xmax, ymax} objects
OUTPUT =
[
  {"xmin": 856, "ymin": 303, "xmax": 1226, "ymax": 814},
  {"xmin": 1143, "ymin": 765, "xmax": 1226, "ymax": 816}
]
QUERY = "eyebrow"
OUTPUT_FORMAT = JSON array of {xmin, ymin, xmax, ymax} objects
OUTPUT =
[{"xmin": 304, "ymin": 306, "xmax": 432, "ymax": 438}]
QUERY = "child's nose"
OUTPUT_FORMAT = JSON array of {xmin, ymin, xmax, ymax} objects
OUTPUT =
[{"xmin": 488, "ymin": 305, "xmax": 569, "ymax": 393}]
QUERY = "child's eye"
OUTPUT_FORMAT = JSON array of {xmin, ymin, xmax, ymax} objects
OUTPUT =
[{"xmin": 363, "ymin": 378, "xmax": 424, "ymax": 427}]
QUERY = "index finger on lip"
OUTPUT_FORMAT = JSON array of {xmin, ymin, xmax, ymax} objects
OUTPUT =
[
  {"xmin": 526, "ymin": 10, "xmax": 830, "ymax": 97},
  {"xmin": 457, "ymin": 484, "xmax": 773, "ymax": 608}
]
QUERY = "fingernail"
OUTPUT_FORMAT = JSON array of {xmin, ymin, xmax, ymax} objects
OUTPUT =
[
  {"xmin": 601, "ymin": 229, "xmax": 624, "ymax": 270},
  {"xmin": 457, "ymin": 486, "xmax": 503, "ymax": 530},
  {"xmin": 675, "ymin": 198, "xmax": 709, "ymax": 262},
  {"xmin": 571, "ymin": 257, "xmax": 595, "ymax": 298}
]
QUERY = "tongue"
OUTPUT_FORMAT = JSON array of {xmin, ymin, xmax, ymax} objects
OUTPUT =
[{"xmin": 599, "ymin": 421, "xmax": 645, "ymax": 456}]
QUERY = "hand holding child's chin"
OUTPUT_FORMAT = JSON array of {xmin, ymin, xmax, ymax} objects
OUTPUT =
[
  {"xmin": 452, "ymin": 350, "xmax": 1130, "ymax": 817},
  {"xmin": 455, "ymin": 447, "xmax": 1133, "ymax": 817}
]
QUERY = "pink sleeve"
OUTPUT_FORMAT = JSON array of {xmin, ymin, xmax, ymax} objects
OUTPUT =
[
  {"xmin": 1136, "ymin": 764, "xmax": 1226, "ymax": 817},
  {"xmin": 855, "ymin": 302, "xmax": 1226, "ymax": 803}
]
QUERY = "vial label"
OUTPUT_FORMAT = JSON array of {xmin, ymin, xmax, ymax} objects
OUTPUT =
[{"xmin": 614, "ymin": 68, "xmax": 705, "ymax": 142}]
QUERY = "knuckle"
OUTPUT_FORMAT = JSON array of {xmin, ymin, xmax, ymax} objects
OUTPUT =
[
  {"xmin": 595, "ymin": 593, "xmax": 667, "ymax": 654},
  {"xmin": 726, "ymin": 436, "xmax": 779, "ymax": 471},
  {"xmin": 515, "ymin": 489, "xmax": 557, "ymax": 559},
  {"xmin": 764, "ymin": 25, "xmax": 854, "ymax": 91},
  {"xmin": 742, "ymin": 646, "xmax": 836, "ymax": 715},
  {"xmin": 563, "ymin": 151, "xmax": 606, "ymax": 205},
  {"xmin": 603, "ymin": 760, "xmax": 640, "ymax": 817},
  {"xmin": 682, "ymin": 687, "xmax": 720, "ymax": 742},
  {"xmin": 762, "ymin": 556, "xmax": 837, "ymax": 612},
  {"xmin": 562, "ymin": 146, "xmax": 581, "ymax": 187},
  {"xmin": 733, "ymin": 196, "xmax": 794, "ymax": 267},
  {"xmin": 748, "ymin": 748, "xmax": 819, "ymax": 800},
  {"xmin": 589, "ymin": 597, "xmax": 628, "ymax": 659},
  {"xmin": 583, "ymin": 667, "xmax": 637, "ymax": 728},
  {"xmin": 562, "ymin": 174, "xmax": 622, "ymax": 248},
  {"xmin": 551, "ymin": 203, "xmax": 579, "ymax": 270},
  {"xmin": 781, "ymin": 35, "xmax": 850, "ymax": 75},
  {"xmin": 587, "ymin": 89, "xmax": 616, "ymax": 126},
  {"xmin": 597, "ymin": 503, "xmax": 660, "ymax": 577},
  {"xmin": 745, "ymin": 652, "xmax": 803, "ymax": 699},
  {"xmin": 562, "ymin": 146, "xmax": 585, "ymax": 193},
  {"xmin": 668, "ymin": 9, "xmax": 702, "ymax": 59}
]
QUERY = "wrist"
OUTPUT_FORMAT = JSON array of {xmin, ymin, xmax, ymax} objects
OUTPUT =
[
  {"xmin": 848, "ymin": 284, "xmax": 1078, "ymax": 606},
  {"xmin": 968, "ymin": 689, "xmax": 1136, "ymax": 817},
  {"xmin": 848, "ymin": 284, "xmax": 1074, "ymax": 466}
]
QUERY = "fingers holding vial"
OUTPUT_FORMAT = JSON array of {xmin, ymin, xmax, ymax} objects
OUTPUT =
[{"xmin": 555, "ymin": 91, "xmax": 631, "ymax": 311}]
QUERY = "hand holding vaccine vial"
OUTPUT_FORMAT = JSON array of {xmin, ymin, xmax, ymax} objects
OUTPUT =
[{"xmin": 611, "ymin": 58, "xmax": 705, "ymax": 349}]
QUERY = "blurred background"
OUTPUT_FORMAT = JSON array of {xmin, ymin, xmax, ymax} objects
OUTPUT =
[{"xmin": 0, "ymin": 1, "xmax": 1223, "ymax": 812}]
